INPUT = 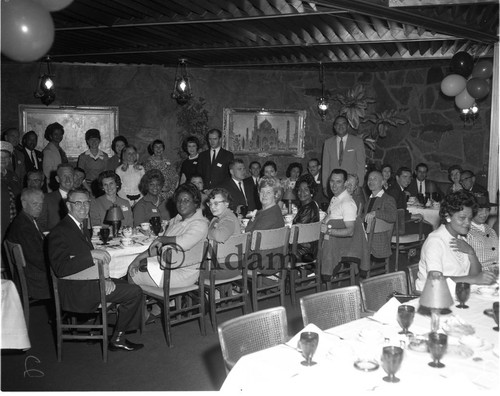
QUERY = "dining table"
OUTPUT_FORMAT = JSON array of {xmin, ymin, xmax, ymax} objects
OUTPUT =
[
  {"xmin": 220, "ymin": 286, "xmax": 499, "ymax": 392},
  {"xmin": 1, "ymin": 279, "xmax": 31, "ymax": 350},
  {"xmin": 408, "ymin": 204, "xmax": 441, "ymax": 230}
]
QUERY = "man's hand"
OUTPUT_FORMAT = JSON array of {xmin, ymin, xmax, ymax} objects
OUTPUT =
[
  {"xmin": 104, "ymin": 279, "xmax": 116, "ymax": 295},
  {"xmin": 91, "ymin": 249, "xmax": 111, "ymax": 265},
  {"xmin": 364, "ymin": 211, "xmax": 376, "ymax": 223}
]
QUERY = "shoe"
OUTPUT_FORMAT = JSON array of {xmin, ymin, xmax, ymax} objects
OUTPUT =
[{"xmin": 109, "ymin": 339, "xmax": 144, "ymax": 352}]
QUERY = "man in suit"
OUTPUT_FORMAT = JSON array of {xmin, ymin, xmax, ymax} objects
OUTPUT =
[
  {"xmin": 26, "ymin": 170, "xmax": 46, "ymax": 191},
  {"xmin": 48, "ymin": 188, "xmax": 144, "ymax": 351},
  {"xmin": 20, "ymin": 131, "xmax": 43, "ymax": 176},
  {"xmin": 6, "ymin": 188, "xmax": 51, "ymax": 299},
  {"xmin": 245, "ymin": 161, "xmax": 261, "ymax": 210},
  {"xmin": 406, "ymin": 162, "xmax": 442, "ymax": 197},
  {"xmin": 38, "ymin": 163, "xmax": 74, "ymax": 232},
  {"xmin": 321, "ymin": 115, "xmax": 366, "ymax": 198},
  {"xmin": 307, "ymin": 158, "xmax": 328, "ymax": 207},
  {"xmin": 460, "ymin": 170, "xmax": 488, "ymax": 197},
  {"xmin": 196, "ymin": 128, "xmax": 234, "ymax": 189},
  {"xmin": 220, "ymin": 159, "xmax": 257, "ymax": 213}
]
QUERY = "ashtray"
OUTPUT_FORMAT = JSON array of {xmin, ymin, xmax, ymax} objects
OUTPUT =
[{"xmin": 353, "ymin": 359, "xmax": 379, "ymax": 372}]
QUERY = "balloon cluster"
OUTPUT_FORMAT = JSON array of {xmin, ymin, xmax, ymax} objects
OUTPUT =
[
  {"xmin": 440, "ymin": 52, "xmax": 493, "ymax": 111},
  {"xmin": 1, "ymin": 0, "xmax": 73, "ymax": 62}
]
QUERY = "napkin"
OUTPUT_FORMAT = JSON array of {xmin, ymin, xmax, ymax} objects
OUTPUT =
[
  {"xmin": 286, "ymin": 323, "xmax": 323, "ymax": 348},
  {"xmin": 371, "ymin": 297, "xmax": 401, "ymax": 326}
]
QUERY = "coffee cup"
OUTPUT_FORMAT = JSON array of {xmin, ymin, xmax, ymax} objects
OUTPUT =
[
  {"xmin": 121, "ymin": 237, "xmax": 133, "ymax": 247},
  {"xmin": 241, "ymin": 219, "xmax": 249, "ymax": 229},
  {"xmin": 92, "ymin": 225, "xmax": 102, "ymax": 237}
]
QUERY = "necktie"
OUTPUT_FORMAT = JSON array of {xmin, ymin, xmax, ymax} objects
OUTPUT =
[
  {"xmin": 33, "ymin": 219, "xmax": 43, "ymax": 238},
  {"xmin": 419, "ymin": 181, "xmax": 422, "ymax": 194},
  {"xmin": 211, "ymin": 150, "xmax": 216, "ymax": 164},
  {"xmin": 364, "ymin": 197, "xmax": 377, "ymax": 229},
  {"xmin": 31, "ymin": 150, "xmax": 38, "ymax": 169},
  {"xmin": 239, "ymin": 181, "xmax": 247, "ymax": 204},
  {"xmin": 338, "ymin": 138, "xmax": 344, "ymax": 166}
]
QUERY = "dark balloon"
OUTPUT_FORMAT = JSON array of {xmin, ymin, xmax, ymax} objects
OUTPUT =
[
  {"xmin": 450, "ymin": 52, "xmax": 474, "ymax": 77},
  {"xmin": 471, "ymin": 60, "xmax": 493, "ymax": 79},
  {"xmin": 466, "ymin": 78, "xmax": 490, "ymax": 100}
]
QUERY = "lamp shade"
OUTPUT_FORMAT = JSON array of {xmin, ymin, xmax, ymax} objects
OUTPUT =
[
  {"xmin": 419, "ymin": 271, "xmax": 454, "ymax": 309},
  {"xmin": 105, "ymin": 204, "xmax": 124, "ymax": 222}
]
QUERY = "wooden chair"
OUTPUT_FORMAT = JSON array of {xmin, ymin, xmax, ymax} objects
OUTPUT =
[
  {"xmin": 391, "ymin": 208, "xmax": 425, "ymax": 271},
  {"xmin": 248, "ymin": 227, "xmax": 291, "ymax": 311},
  {"xmin": 300, "ymin": 286, "xmax": 363, "ymax": 330},
  {"xmin": 217, "ymin": 306, "xmax": 288, "ymax": 373},
  {"xmin": 366, "ymin": 216, "xmax": 395, "ymax": 278},
  {"xmin": 204, "ymin": 232, "xmax": 251, "ymax": 330},
  {"xmin": 360, "ymin": 271, "xmax": 408, "ymax": 312},
  {"xmin": 406, "ymin": 263, "xmax": 420, "ymax": 295},
  {"xmin": 288, "ymin": 222, "xmax": 322, "ymax": 305},
  {"xmin": 50, "ymin": 260, "xmax": 111, "ymax": 362},
  {"xmin": 139, "ymin": 242, "xmax": 207, "ymax": 347}
]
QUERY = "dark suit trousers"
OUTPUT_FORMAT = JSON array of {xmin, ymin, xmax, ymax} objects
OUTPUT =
[{"xmin": 106, "ymin": 279, "xmax": 143, "ymax": 332}]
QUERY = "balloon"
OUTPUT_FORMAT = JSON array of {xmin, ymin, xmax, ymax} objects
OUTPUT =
[
  {"xmin": 466, "ymin": 78, "xmax": 490, "ymax": 100},
  {"xmin": 471, "ymin": 60, "xmax": 493, "ymax": 79},
  {"xmin": 440, "ymin": 74, "xmax": 467, "ymax": 97},
  {"xmin": 450, "ymin": 51, "xmax": 474, "ymax": 77},
  {"xmin": 1, "ymin": 0, "xmax": 54, "ymax": 62},
  {"xmin": 455, "ymin": 88, "xmax": 475, "ymax": 109},
  {"xmin": 33, "ymin": 0, "xmax": 73, "ymax": 12}
]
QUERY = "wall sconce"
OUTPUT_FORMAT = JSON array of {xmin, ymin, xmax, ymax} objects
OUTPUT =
[
  {"xmin": 171, "ymin": 58, "xmax": 193, "ymax": 105},
  {"xmin": 459, "ymin": 103, "xmax": 479, "ymax": 125},
  {"xmin": 34, "ymin": 55, "xmax": 55, "ymax": 106},
  {"xmin": 317, "ymin": 62, "xmax": 329, "ymax": 121}
]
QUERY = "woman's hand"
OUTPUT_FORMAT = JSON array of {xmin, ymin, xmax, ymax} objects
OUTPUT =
[
  {"xmin": 133, "ymin": 164, "xmax": 143, "ymax": 171},
  {"xmin": 472, "ymin": 271, "xmax": 497, "ymax": 285},
  {"xmin": 121, "ymin": 163, "xmax": 128, "ymax": 172},
  {"xmin": 449, "ymin": 238, "xmax": 474, "ymax": 255}
]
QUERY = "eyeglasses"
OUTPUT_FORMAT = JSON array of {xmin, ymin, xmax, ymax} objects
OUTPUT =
[
  {"xmin": 460, "ymin": 176, "xmax": 472, "ymax": 183},
  {"xmin": 208, "ymin": 200, "xmax": 226, "ymax": 207},
  {"xmin": 68, "ymin": 200, "xmax": 91, "ymax": 209}
]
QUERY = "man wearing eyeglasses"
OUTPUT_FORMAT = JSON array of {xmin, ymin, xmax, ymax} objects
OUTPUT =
[
  {"xmin": 460, "ymin": 170, "xmax": 488, "ymax": 196},
  {"xmin": 48, "ymin": 188, "xmax": 144, "ymax": 352}
]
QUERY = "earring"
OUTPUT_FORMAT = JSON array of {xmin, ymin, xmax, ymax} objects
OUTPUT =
[{"xmin": 446, "ymin": 218, "xmax": 451, "ymax": 223}]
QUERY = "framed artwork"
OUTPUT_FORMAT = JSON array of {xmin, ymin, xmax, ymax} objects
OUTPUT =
[
  {"xmin": 222, "ymin": 108, "xmax": 306, "ymax": 157},
  {"xmin": 19, "ymin": 105, "xmax": 119, "ymax": 160}
]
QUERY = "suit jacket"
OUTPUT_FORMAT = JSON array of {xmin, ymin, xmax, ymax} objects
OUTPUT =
[
  {"xmin": 406, "ymin": 179, "xmax": 442, "ymax": 197},
  {"xmin": 469, "ymin": 183, "xmax": 488, "ymax": 197},
  {"xmin": 244, "ymin": 176, "xmax": 262, "ymax": 210},
  {"xmin": 6, "ymin": 211, "xmax": 51, "ymax": 299},
  {"xmin": 8, "ymin": 146, "xmax": 27, "ymax": 185},
  {"xmin": 363, "ymin": 192, "xmax": 397, "ymax": 258},
  {"xmin": 38, "ymin": 190, "xmax": 67, "ymax": 232},
  {"xmin": 47, "ymin": 215, "xmax": 99, "ymax": 312},
  {"xmin": 220, "ymin": 178, "xmax": 257, "ymax": 212},
  {"xmin": 196, "ymin": 148, "xmax": 234, "ymax": 189},
  {"xmin": 20, "ymin": 146, "xmax": 43, "ymax": 174},
  {"xmin": 310, "ymin": 173, "xmax": 329, "ymax": 207},
  {"xmin": 322, "ymin": 134, "xmax": 366, "ymax": 189}
]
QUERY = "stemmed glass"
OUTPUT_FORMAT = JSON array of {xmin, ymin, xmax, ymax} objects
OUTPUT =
[
  {"xmin": 149, "ymin": 216, "xmax": 162, "ymax": 236},
  {"xmin": 299, "ymin": 332, "xmax": 319, "ymax": 366},
  {"xmin": 397, "ymin": 305, "xmax": 415, "ymax": 335},
  {"xmin": 381, "ymin": 346, "xmax": 404, "ymax": 383},
  {"xmin": 431, "ymin": 192, "xmax": 441, "ymax": 203},
  {"xmin": 428, "ymin": 332, "xmax": 448, "ymax": 368},
  {"xmin": 455, "ymin": 282, "xmax": 471, "ymax": 309},
  {"xmin": 99, "ymin": 227, "xmax": 110, "ymax": 245},
  {"xmin": 493, "ymin": 301, "xmax": 499, "ymax": 331}
]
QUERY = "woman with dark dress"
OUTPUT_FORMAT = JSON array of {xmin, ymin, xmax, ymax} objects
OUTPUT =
[
  {"xmin": 107, "ymin": 135, "xmax": 128, "ymax": 172},
  {"xmin": 179, "ymin": 136, "xmax": 200, "ymax": 185}
]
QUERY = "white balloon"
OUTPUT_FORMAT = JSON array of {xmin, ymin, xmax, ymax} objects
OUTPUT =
[{"xmin": 33, "ymin": 0, "xmax": 73, "ymax": 12}]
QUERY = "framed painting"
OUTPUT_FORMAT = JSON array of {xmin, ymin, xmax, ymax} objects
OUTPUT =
[
  {"xmin": 222, "ymin": 108, "xmax": 306, "ymax": 157},
  {"xmin": 19, "ymin": 105, "xmax": 119, "ymax": 160}
]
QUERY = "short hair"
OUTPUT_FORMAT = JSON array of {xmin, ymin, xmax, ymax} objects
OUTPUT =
[
  {"xmin": 258, "ymin": 176, "xmax": 282, "ymax": 196},
  {"xmin": 56, "ymin": 163, "xmax": 74, "ymax": 176},
  {"xmin": 330, "ymin": 168, "xmax": 348, "ymax": 182},
  {"xmin": 85, "ymin": 128, "xmax": 101, "ymax": 141},
  {"xmin": 415, "ymin": 162, "xmax": 428, "ymax": 171},
  {"xmin": 262, "ymin": 160, "xmax": 277, "ymax": 172},
  {"xmin": 111, "ymin": 135, "xmax": 128, "ymax": 153},
  {"xmin": 333, "ymin": 115, "xmax": 348, "ymax": 125},
  {"xmin": 97, "ymin": 170, "xmax": 122, "ymax": 192},
  {"xmin": 44, "ymin": 122, "xmax": 64, "ymax": 141},
  {"xmin": 182, "ymin": 136, "xmax": 199, "ymax": 153},
  {"xmin": 21, "ymin": 187, "xmax": 43, "ymax": 202},
  {"xmin": 148, "ymin": 139, "xmax": 165, "ymax": 155},
  {"xmin": 347, "ymin": 173, "xmax": 359, "ymax": 184},
  {"xmin": 461, "ymin": 169, "xmax": 474, "ymax": 178},
  {"xmin": 249, "ymin": 161, "xmax": 261, "ymax": 169},
  {"xmin": 1, "ymin": 127, "xmax": 18, "ymax": 140},
  {"xmin": 207, "ymin": 128, "xmax": 222, "ymax": 139},
  {"xmin": 448, "ymin": 165, "xmax": 462, "ymax": 175},
  {"xmin": 207, "ymin": 187, "xmax": 232, "ymax": 205},
  {"xmin": 440, "ymin": 190, "xmax": 478, "ymax": 222},
  {"xmin": 139, "ymin": 169, "xmax": 165, "ymax": 195},
  {"xmin": 293, "ymin": 173, "xmax": 317, "ymax": 197},
  {"xmin": 67, "ymin": 187, "xmax": 90, "ymax": 202},
  {"xmin": 286, "ymin": 162, "xmax": 303, "ymax": 178},
  {"xmin": 396, "ymin": 166, "xmax": 412, "ymax": 177},
  {"xmin": 229, "ymin": 158, "xmax": 245, "ymax": 170},
  {"xmin": 174, "ymin": 183, "xmax": 202, "ymax": 208},
  {"xmin": 308, "ymin": 158, "xmax": 320, "ymax": 167},
  {"xmin": 74, "ymin": 167, "xmax": 86, "ymax": 177},
  {"xmin": 381, "ymin": 163, "xmax": 392, "ymax": 172},
  {"xmin": 27, "ymin": 169, "xmax": 44, "ymax": 180},
  {"xmin": 21, "ymin": 130, "xmax": 37, "ymax": 146},
  {"xmin": 369, "ymin": 170, "xmax": 383, "ymax": 178},
  {"xmin": 189, "ymin": 173, "xmax": 203, "ymax": 182}
]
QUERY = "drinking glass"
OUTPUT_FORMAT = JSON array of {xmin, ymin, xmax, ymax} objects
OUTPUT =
[
  {"xmin": 299, "ymin": 332, "xmax": 319, "ymax": 366},
  {"xmin": 150, "ymin": 216, "xmax": 162, "ymax": 236},
  {"xmin": 428, "ymin": 332, "xmax": 447, "ymax": 368},
  {"xmin": 381, "ymin": 346, "xmax": 404, "ymax": 383},
  {"xmin": 417, "ymin": 193, "xmax": 425, "ymax": 205},
  {"xmin": 397, "ymin": 305, "xmax": 415, "ymax": 335},
  {"xmin": 239, "ymin": 205, "xmax": 248, "ymax": 218},
  {"xmin": 455, "ymin": 282, "xmax": 471, "ymax": 309},
  {"xmin": 493, "ymin": 301, "xmax": 499, "ymax": 331},
  {"xmin": 431, "ymin": 192, "xmax": 441, "ymax": 202},
  {"xmin": 99, "ymin": 227, "xmax": 110, "ymax": 245}
]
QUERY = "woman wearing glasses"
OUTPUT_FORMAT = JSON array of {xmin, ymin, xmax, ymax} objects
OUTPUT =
[{"xmin": 207, "ymin": 188, "xmax": 241, "ymax": 242}]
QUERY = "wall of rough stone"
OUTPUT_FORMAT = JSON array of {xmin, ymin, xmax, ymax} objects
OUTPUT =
[{"xmin": 1, "ymin": 62, "xmax": 491, "ymax": 185}]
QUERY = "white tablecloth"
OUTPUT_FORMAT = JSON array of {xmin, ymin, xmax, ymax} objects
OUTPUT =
[
  {"xmin": 221, "ymin": 293, "xmax": 499, "ymax": 392},
  {"xmin": 408, "ymin": 206, "xmax": 441, "ymax": 229},
  {"xmin": 1, "ymin": 279, "xmax": 31, "ymax": 350}
]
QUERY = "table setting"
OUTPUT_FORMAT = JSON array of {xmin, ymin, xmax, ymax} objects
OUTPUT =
[{"xmin": 407, "ymin": 195, "xmax": 441, "ymax": 229}]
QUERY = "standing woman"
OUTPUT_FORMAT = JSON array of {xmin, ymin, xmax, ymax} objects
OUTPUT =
[
  {"xmin": 179, "ymin": 136, "xmax": 200, "ymax": 185},
  {"xmin": 42, "ymin": 122, "xmax": 68, "ymax": 191},
  {"xmin": 77, "ymin": 129, "xmax": 109, "ymax": 192},
  {"xmin": 107, "ymin": 135, "xmax": 128, "ymax": 172},
  {"xmin": 133, "ymin": 169, "xmax": 170, "ymax": 227},
  {"xmin": 144, "ymin": 139, "xmax": 178, "ymax": 201},
  {"xmin": 115, "ymin": 145, "xmax": 145, "ymax": 206}
]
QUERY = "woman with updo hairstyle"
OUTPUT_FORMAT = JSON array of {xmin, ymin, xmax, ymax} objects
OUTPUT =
[
  {"xmin": 42, "ymin": 122, "xmax": 67, "ymax": 191},
  {"xmin": 107, "ymin": 135, "xmax": 128, "ymax": 172},
  {"xmin": 447, "ymin": 164, "xmax": 463, "ymax": 194},
  {"xmin": 207, "ymin": 187, "xmax": 240, "ymax": 243},
  {"xmin": 133, "ymin": 169, "xmax": 170, "ymax": 227},
  {"xmin": 179, "ymin": 136, "xmax": 200, "ymax": 184},
  {"xmin": 245, "ymin": 176, "xmax": 285, "ymax": 233},
  {"xmin": 77, "ymin": 128, "xmax": 109, "ymax": 187},
  {"xmin": 415, "ymin": 190, "xmax": 496, "ymax": 291},
  {"xmin": 144, "ymin": 138, "xmax": 178, "ymax": 201},
  {"xmin": 89, "ymin": 170, "xmax": 133, "ymax": 228}
]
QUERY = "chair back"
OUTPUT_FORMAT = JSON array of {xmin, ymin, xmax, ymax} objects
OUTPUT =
[
  {"xmin": 210, "ymin": 232, "xmax": 251, "ymax": 270},
  {"xmin": 3, "ymin": 240, "xmax": 30, "ymax": 327},
  {"xmin": 300, "ymin": 286, "xmax": 362, "ymax": 330},
  {"xmin": 289, "ymin": 222, "xmax": 321, "ymax": 246},
  {"xmin": 360, "ymin": 271, "xmax": 408, "ymax": 312},
  {"xmin": 251, "ymin": 226, "xmax": 290, "ymax": 251},
  {"xmin": 217, "ymin": 306, "xmax": 288, "ymax": 372},
  {"xmin": 406, "ymin": 263, "xmax": 419, "ymax": 294},
  {"xmin": 161, "ymin": 240, "xmax": 208, "ymax": 270}
]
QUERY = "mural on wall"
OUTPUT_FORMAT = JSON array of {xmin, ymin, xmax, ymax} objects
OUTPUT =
[{"xmin": 223, "ymin": 108, "xmax": 306, "ymax": 158}]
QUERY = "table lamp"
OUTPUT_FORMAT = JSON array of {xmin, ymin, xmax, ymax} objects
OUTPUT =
[
  {"xmin": 419, "ymin": 270, "xmax": 454, "ymax": 332},
  {"xmin": 283, "ymin": 188, "xmax": 296, "ymax": 214},
  {"xmin": 105, "ymin": 204, "xmax": 124, "ymax": 237}
]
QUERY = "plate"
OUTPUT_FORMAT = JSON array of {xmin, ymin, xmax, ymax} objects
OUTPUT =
[
  {"xmin": 408, "ymin": 335, "xmax": 428, "ymax": 353},
  {"xmin": 353, "ymin": 359, "xmax": 379, "ymax": 372},
  {"xmin": 442, "ymin": 317, "xmax": 475, "ymax": 337},
  {"xmin": 447, "ymin": 344, "xmax": 473, "ymax": 359}
]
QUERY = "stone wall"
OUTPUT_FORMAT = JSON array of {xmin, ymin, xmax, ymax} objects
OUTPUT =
[{"xmin": 1, "ymin": 62, "xmax": 491, "ymax": 184}]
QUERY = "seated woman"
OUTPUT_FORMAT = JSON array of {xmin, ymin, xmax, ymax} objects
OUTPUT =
[
  {"xmin": 89, "ymin": 170, "xmax": 133, "ymax": 228},
  {"xmin": 292, "ymin": 173, "xmax": 320, "ymax": 262},
  {"xmin": 133, "ymin": 169, "xmax": 170, "ymax": 227},
  {"xmin": 128, "ymin": 183, "xmax": 209, "ymax": 289},
  {"xmin": 415, "ymin": 190, "xmax": 497, "ymax": 291},
  {"xmin": 446, "ymin": 165, "xmax": 463, "ymax": 194},
  {"xmin": 466, "ymin": 194, "xmax": 498, "ymax": 269},
  {"xmin": 381, "ymin": 164, "xmax": 394, "ymax": 190}
]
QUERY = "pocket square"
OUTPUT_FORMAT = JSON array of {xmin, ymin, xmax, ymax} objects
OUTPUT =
[{"xmin": 347, "ymin": 149, "xmax": 354, "ymax": 152}]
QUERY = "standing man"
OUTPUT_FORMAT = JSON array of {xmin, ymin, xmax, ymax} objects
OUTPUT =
[
  {"xmin": 406, "ymin": 162, "xmax": 442, "ymax": 198},
  {"xmin": 196, "ymin": 129, "xmax": 234, "ymax": 190},
  {"xmin": 220, "ymin": 159, "xmax": 257, "ymax": 213},
  {"xmin": 245, "ymin": 161, "xmax": 261, "ymax": 210},
  {"xmin": 21, "ymin": 131, "xmax": 43, "ymax": 175},
  {"xmin": 322, "ymin": 115, "xmax": 366, "ymax": 198},
  {"xmin": 307, "ymin": 158, "xmax": 328, "ymax": 207},
  {"xmin": 48, "ymin": 188, "xmax": 144, "ymax": 351}
]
